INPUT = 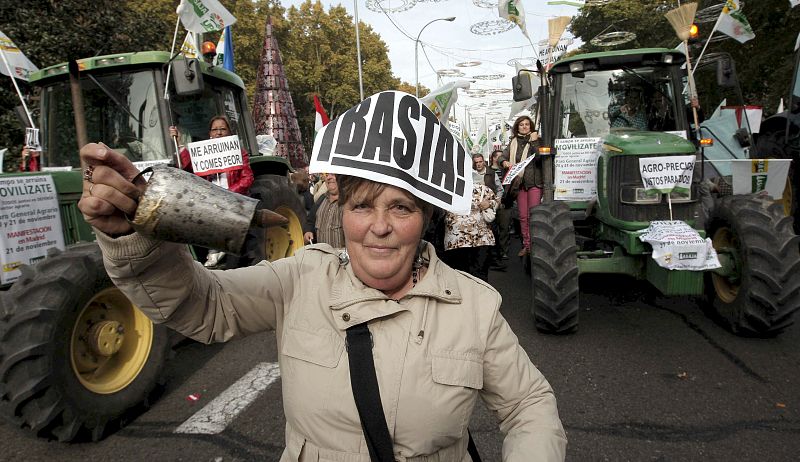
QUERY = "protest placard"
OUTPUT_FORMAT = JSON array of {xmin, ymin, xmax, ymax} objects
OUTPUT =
[
  {"xmin": 639, "ymin": 220, "xmax": 720, "ymax": 271},
  {"xmin": 554, "ymin": 137, "xmax": 601, "ymax": 200},
  {"xmin": 502, "ymin": 155, "xmax": 536, "ymax": 185},
  {"xmin": 730, "ymin": 159, "xmax": 791, "ymax": 199},
  {"xmin": 186, "ymin": 135, "xmax": 244, "ymax": 176},
  {"xmin": 311, "ymin": 91, "xmax": 473, "ymax": 214},
  {"xmin": 639, "ymin": 155, "xmax": 695, "ymax": 194},
  {"xmin": 0, "ymin": 175, "xmax": 65, "ymax": 284}
]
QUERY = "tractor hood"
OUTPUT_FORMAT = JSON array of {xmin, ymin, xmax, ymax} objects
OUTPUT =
[{"xmin": 601, "ymin": 131, "xmax": 696, "ymax": 156}]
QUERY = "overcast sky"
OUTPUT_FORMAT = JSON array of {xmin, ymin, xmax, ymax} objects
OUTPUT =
[{"xmin": 283, "ymin": 0, "xmax": 583, "ymax": 124}]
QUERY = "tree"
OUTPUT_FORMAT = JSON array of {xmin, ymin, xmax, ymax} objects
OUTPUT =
[{"xmin": 569, "ymin": 0, "xmax": 800, "ymax": 116}]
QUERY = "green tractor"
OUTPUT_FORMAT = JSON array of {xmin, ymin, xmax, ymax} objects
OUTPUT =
[
  {"xmin": 0, "ymin": 52, "xmax": 306, "ymax": 441},
  {"xmin": 513, "ymin": 48, "xmax": 800, "ymax": 336}
]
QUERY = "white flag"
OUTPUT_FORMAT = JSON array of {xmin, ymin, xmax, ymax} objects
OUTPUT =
[
  {"xmin": 498, "ymin": 0, "xmax": 529, "ymax": 38},
  {"xmin": 421, "ymin": 80, "xmax": 470, "ymax": 122},
  {"xmin": 180, "ymin": 32, "xmax": 199, "ymax": 58},
  {"xmin": 715, "ymin": 0, "xmax": 755, "ymax": 44},
  {"xmin": 176, "ymin": 0, "xmax": 236, "ymax": 34},
  {"xmin": 0, "ymin": 31, "xmax": 39, "ymax": 81},
  {"xmin": 214, "ymin": 29, "xmax": 226, "ymax": 66}
]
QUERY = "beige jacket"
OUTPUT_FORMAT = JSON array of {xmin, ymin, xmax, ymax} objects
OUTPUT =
[{"xmin": 97, "ymin": 232, "xmax": 567, "ymax": 462}]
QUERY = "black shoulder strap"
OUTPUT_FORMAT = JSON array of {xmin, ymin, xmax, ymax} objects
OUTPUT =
[
  {"xmin": 346, "ymin": 322, "xmax": 483, "ymax": 462},
  {"xmin": 346, "ymin": 323, "xmax": 395, "ymax": 462}
]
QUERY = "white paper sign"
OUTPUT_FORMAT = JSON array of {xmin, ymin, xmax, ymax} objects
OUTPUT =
[
  {"xmin": 730, "ymin": 159, "xmax": 792, "ymax": 199},
  {"xmin": 554, "ymin": 137, "xmax": 601, "ymax": 200},
  {"xmin": 311, "ymin": 91, "xmax": 473, "ymax": 214},
  {"xmin": 639, "ymin": 155, "xmax": 695, "ymax": 194},
  {"xmin": 186, "ymin": 135, "xmax": 243, "ymax": 176},
  {"xmin": 133, "ymin": 159, "xmax": 171, "ymax": 172},
  {"xmin": 502, "ymin": 155, "xmax": 536, "ymax": 185},
  {"xmin": 639, "ymin": 220, "xmax": 721, "ymax": 271},
  {"xmin": 0, "ymin": 175, "xmax": 65, "ymax": 284}
]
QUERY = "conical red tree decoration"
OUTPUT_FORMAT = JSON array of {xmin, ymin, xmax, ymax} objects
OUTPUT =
[{"xmin": 252, "ymin": 17, "xmax": 307, "ymax": 167}]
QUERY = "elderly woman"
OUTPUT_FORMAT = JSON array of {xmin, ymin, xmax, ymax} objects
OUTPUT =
[{"xmin": 77, "ymin": 140, "xmax": 566, "ymax": 461}]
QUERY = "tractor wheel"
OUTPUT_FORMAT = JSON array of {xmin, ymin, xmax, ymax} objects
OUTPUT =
[
  {"xmin": 0, "ymin": 243, "xmax": 170, "ymax": 441},
  {"xmin": 244, "ymin": 174, "xmax": 306, "ymax": 264},
  {"xmin": 529, "ymin": 201, "xmax": 580, "ymax": 334},
  {"xmin": 705, "ymin": 194, "xmax": 800, "ymax": 336},
  {"xmin": 753, "ymin": 128, "xmax": 799, "ymax": 233}
]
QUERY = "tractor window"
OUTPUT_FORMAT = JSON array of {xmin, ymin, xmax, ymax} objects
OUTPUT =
[
  {"xmin": 40, "ymin": 70, "xmax": 166, "ymax": 168},
  {"xmin": 169, "ymin": 82, "xmax": 251, "ymax": 154},
  {"xmin": 558, "ymin": 66, "xmax": 681, "ymax": 138}
]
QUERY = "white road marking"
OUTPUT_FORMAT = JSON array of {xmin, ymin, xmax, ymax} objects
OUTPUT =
[{"xmin": 175, "ymin": 362, "xmax": 281, "ymax": 434}]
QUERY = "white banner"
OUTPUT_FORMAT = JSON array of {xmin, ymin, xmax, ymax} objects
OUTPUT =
[
  {"xmin": 639, "ymin": 155, "xmax": 695, "ymax": 194},
  {"xmin": 0, "ymin": 31, "xmax": 39, "ymax": 80},
  {"xmin": 730, "ymin": 159, "xmax": 792, "ymax": 199},
  {"xmin": 133, "ymin": 159, "xmax": 171, "ymax": 172},
  {"xmin": 639, "ymin": 221, "xmax": 721, "ymax": 271},
  {"xmin": 502, "ymin": 155, "xmax": 536, "ymax": 185},
  {"xmin": 180, "ymin": 32, "xmax": 199, "ymax": 59},
  {"xmin": 311, "ymin": 91, "xmax": 473, "ymax": 214},
  {"xmin": 186, "ymin": 135, "xmax": 244, "ymax": 176},
  {"xmin": 176, "ymin": 0, "xmax": 237, "ymax": 34},
  {"xmin": 0, "ymin": 175, "xmax": 65, "ymax": 284},
  {"xmin": 554, "ymin": 137, "xmax": 601, "ymax": 200}
]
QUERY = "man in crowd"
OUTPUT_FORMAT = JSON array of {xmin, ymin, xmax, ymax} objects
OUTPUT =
[
  {"xmin": 303, "ymin": 173, "xmax": 345, "ymax": 248},
  {"xmin": 472, "ymin": 153, "xmax": 507, "ymax": 271}
]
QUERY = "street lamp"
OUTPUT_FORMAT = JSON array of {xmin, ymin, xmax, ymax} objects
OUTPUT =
[{"xmin": 415, "ymin": 16, "xmax": 456, "ymax": 98}]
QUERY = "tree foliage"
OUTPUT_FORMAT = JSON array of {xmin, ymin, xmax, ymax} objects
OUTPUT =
[{"xmin": 570, "ymin": 0, "xmax": 800, "ymax": 116}]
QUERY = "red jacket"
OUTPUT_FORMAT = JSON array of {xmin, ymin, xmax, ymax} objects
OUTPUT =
[{"xmin": 180, "ymin": 147, "xmax": 254, "ymax": 195}]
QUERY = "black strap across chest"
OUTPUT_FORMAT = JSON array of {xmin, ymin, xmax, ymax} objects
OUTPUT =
[{"xmin": 345, "ymin": 322, "xmax": 482, "ymax": 462}]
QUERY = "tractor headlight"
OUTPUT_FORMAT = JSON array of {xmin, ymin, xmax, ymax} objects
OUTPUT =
[
  {"xmin": 668, "ymin": 189, "xmax": 693, "ymax": 203},
  {"xmin": 621, "ymin": 187, "xmax": 661, "ymax": 204}
]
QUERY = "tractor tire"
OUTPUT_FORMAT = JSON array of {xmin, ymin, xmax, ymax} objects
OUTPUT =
[
  {"xmin": 0, "ymin": 243, "xmax": 170, "ymax": 442},
  {"xmin": 529, "ymin": 201, "xmax": 580, "ymax": 334},
  {"xmin": 705, "ymin": 194, "xmax": 800, "ymax": 336},
  {"xmin": 753, "ymin": 128, "xmax": 799, "ymax": 233},
  {"xmin": 243, "ymin": 174, "xmax": 306, "ymax": 265}
]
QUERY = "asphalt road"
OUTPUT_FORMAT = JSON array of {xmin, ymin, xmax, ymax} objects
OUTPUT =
[{"xmin": 1, "ymin": 243, "xmax": 799, "ymax": 461}]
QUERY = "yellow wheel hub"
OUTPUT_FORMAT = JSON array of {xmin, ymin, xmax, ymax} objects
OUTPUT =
[
  {"xmin": 71, "ymin": 288, "xmax": 153, "ymax": 394},
  {"xmin": 711, "ymin": 226, "xmax": 740, "ymax": 304},
  {"xmin": 265, "ymin": 206, "xmax": 304, "ymax": 261}
]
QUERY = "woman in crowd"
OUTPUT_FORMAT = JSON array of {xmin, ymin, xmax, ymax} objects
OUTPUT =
[
  {"xmin": 77, "ymin": 103, "xmax": 566, "ymax": 460},
  {"xmin": 443, "ymin": 181, "xmax": 498, "ymax": 282},
  {"xmin": 498, "ymin": 115, "xmax": 545, "ymax": 257}
]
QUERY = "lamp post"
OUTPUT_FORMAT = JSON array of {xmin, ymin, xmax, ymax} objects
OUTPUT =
[{"xmin": 415, "ymin": 16, "xmax": 456, "ymax": 98}]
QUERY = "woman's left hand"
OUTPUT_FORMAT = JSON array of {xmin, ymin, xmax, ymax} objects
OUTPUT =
[{"xmin": 479, "ymin": 199, "xmax": 491, "ymax": 211}]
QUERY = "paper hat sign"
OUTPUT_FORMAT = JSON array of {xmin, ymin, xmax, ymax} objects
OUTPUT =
[{"xmin": 310, "ymin": 91, "xmax": 473, "ymax": 214}]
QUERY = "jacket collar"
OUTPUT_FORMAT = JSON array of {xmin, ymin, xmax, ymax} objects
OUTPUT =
[{"xmin": 328, "ymin": 242, "xmax": 462, "ymax": 314}]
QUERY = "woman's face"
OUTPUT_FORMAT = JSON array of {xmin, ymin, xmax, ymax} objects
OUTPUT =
[
  {"xmin": 343, "ymin": 184, "xmax": 425, "ymax": 294},
  {"xmin": 209, "ymin": 119, "xmax": 231, "ymax": 139},
  {"xmin": 517, "ymin": 119, "xmax": 531, "ymax": 135}
]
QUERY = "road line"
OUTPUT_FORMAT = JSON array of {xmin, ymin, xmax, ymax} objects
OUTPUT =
[{"xmin": 175, "ymin": 362, "xmax": 281, "ymax": 434}]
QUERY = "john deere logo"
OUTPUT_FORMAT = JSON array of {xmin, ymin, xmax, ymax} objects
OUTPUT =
[{"xmin": 678, "ymin": 252, "xmax": 697, "ymax": 260}]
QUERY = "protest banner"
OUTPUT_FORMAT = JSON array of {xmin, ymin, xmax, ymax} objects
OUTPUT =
[
  {"xmin": 730, "ymin": 159, "xmax": 791, "ymax": 199},
  {"xmin": 186, "ymin": 135, "xmax": 244, "ymax": 176},
  {"xmin": 639, "ymin": 220, "xmax": 721, "ymax": 271},
  {"xmin": 554, "ymin": 137, "xmax": 601, "ymax": 200},
  {"xmin": 639, "ymin": 155, "xmax": 695, "ymax": 194},
  {"xmin": 133, "ymin": 159, "xmax": 172, "ymax": 172},
  {"xmin": 0, "ymin": 175, "xmax": 65, "ymax": 284},
  {"xmin": 311, "ymin": 91, "xmax": 473, "ymax": 214},
  {"xmin": 502, "ymin": 155, "xmax": 537, "ymax": 185}
]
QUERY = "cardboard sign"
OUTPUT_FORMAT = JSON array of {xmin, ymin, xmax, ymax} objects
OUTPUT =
[
  {"xmin": 186, "ymin": 135, "xmax": 244, "ymax": 176},
  {"xmin": 311, "ymin": 91, "xmax": 473, "ymax": 214},
  {"xmin": 502, "ymin": 155, "xmax": 536, "ymax": 185},
  {"xmin": 639, "ymin": 155, "xmax": 695, "ymax": 194},
  {"xmin": 639, "ymin": 220, "xmax": 721, "ymax": 271},
  {"xmin": 554, "ymin": 137, "xmax": 601, "ymax": 201},
  {"xmin": 0, "ymin": 175, "xmax": 65, "ymax": 284},
  {"xmin": 730, "ymin": 159, "xmax": 791, "ymax": 199}
]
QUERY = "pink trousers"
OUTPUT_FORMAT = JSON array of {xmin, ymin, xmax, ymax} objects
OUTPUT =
[{"xmin": 517, "ymin": 186, "xmax": 542, "ymax": 250}]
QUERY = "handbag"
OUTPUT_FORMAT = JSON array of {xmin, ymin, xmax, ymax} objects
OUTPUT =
[{"xmin": 346, "ymin": 322, "xmax": 482, "ymax": 462}]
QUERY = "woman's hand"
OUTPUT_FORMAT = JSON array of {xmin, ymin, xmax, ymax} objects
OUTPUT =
[
  {"xmin": 303, "ymin": 231, "xmax": 315, "ymax": 244},
  {"xmin": 169, "ymin": 126, "xmax": 180, "ymax": 139},
  {"xmin": 502, "ymin": 160, "xmax": 511, "ymax": 169},
  {"xmin": 479, "ymin": 199, "xmax": 491, "ymax": 211},
  {"xmin": 77, "ymin": 143, "xmax": 146, "ymax": 236}
]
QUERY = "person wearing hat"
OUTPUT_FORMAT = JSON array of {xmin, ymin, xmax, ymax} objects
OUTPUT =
[{"xmin": 77, "ymin": 91, "xmax": 567, "ymax": 461}]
